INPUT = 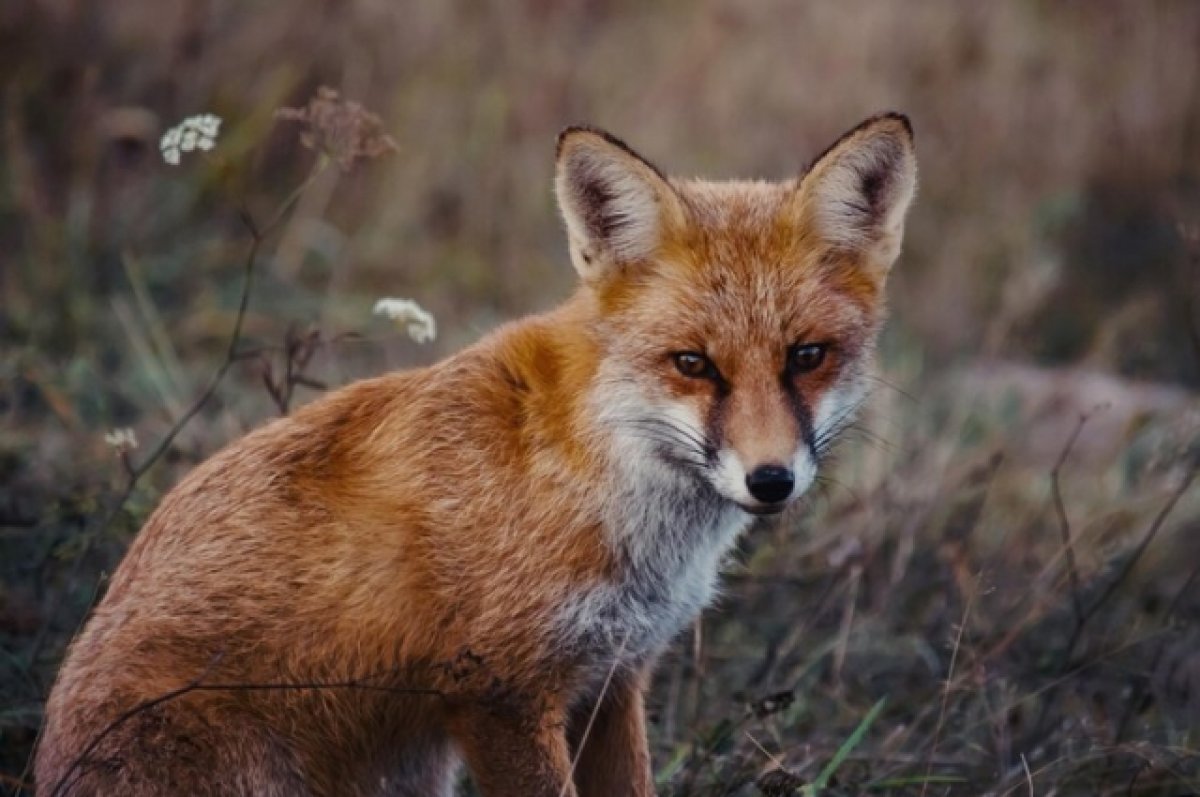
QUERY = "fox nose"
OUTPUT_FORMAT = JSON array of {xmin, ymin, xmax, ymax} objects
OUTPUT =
[{"xmin": 745, "ymin": 465, "xmax": 795, "ymax": 504}]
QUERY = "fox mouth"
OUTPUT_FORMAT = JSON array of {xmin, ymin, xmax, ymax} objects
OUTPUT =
[{"xmin": 737, "ymin": 502, "xmax": 788, "ymax": 517}]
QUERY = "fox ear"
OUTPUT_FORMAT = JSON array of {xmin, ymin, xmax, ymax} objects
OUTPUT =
[
  {"xmin": 795, "ymin": 113, "xmax": 917, "ymax": 276},
  {"xmin": 555, "ymin": 127, "xmax": 681, "ymax": 282}
]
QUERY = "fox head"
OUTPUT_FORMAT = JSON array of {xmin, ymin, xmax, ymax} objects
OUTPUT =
[{"xmin": 555, "ymin": 115, "xmax": 916, "ymax": 516}]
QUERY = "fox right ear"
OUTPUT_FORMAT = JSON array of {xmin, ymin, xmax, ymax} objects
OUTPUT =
[
  {"xmin": 555, "ymin": 127, "xmax": 681, "ymax": 282},
  {"xmin": 795, "ymin": 113, "xmax": 917, "ymax": 278}
]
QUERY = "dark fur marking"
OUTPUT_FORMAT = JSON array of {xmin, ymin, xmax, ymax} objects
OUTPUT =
[
  {"xmin": 574, "ymin": 172, "xmax": 632, "ymax": 245},
  {"xmin": 704, "ymin": 379, "xmax": 731, "ymax": 466},
  {"xmin": 499, "ymin": 363, "xmax": 529, "ymax": 394},
  {"xmin": 860, "ymin": 169, "xmax": 887, "ymax": 213},
  {"xmin": 780, "ymin": 375, "xmax": 816, "ymax": 453}
]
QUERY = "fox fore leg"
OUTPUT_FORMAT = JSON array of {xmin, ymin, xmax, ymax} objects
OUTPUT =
[
  {"xmin": 450, "ymin": 701, "xmax": 576, "ymax": 797},
  {"xmin": 570, "ymin": 675, "xmax": 655, "ymax": 797}
]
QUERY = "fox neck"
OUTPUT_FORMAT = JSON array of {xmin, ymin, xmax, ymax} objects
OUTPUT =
[{"xmin": 596, "ymin": 416, "xmax": 751, "ymax": 653}]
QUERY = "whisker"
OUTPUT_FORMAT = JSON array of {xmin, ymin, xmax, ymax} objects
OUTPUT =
[
  {"xmin": 813, "ymin": 400, "xmax": 865, "ymax": 447},
  {"xmin": 839, "ymin": 425, "xmax": 897, "ymax": 454},
  {"xmin": 865, "ymin": 373, "xmax": 919, "ymax": 404},
  {"xmin": 812, "ymin": 399, "xmax": 869, "ymax": 462},
  {"xmin": 618, "ymin": 430, "xmax": 710, "ymax": 470},
  {"xmin": 812, "ymin": 473, "xmax": 864, "ymax": 504},
  {"xmin": 620, "ymin": 417, "xmax": 708, "ymax": 446},
  {"xmin": 622, "ymin": 430, "xmax": 703, "ymax": 454},
  {"xmin": 608, "ymin": 417, "xmax": 715, "ymax": 461}
]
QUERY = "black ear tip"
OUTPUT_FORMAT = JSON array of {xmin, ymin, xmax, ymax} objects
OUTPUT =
[
  {"xmin": 556, "ymin": 124, "xmax": 625, "ymax": 159},
  {"xmin": 801, "ymin": 112, "xmax": 914, "ymax": 181},
  {"xmin": 554, "ymin": 125, "xmax": 654, "ymax": 170},
  {"xmin": 873, "ymin": 111, "xmax": 914, "ymax": 142},
  {"xmin": 556, "ymin": 125, "xmax": 599, "ymax": 158}
]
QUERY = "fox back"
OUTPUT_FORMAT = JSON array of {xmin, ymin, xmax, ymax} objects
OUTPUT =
[{"xmin": 37, "ymin": 114, "xmax": 916, "ymax": 797}]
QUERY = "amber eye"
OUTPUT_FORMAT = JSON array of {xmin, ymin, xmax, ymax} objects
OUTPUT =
[
  {"xmin": 788, "ymin": 343, "xmax": 827, "ymax": 374},
  {"xmin": 673, "ymin": 352, "xmax": 717, "ymax": 380}
]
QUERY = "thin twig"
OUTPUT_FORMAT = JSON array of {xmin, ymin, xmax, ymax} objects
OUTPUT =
[
  {"xmin": 50, "ymin": 652, "xmax": 446, "ymax": 797},
  {"xmin": 1113, "ymin": 552, "xmax": 1200, "ymax": 743},
  {"xmin": 743, "ymin": 729, "xmax": 791, "ymax": 775},
  {"xmin": 832, "ymin": 562, "xmax": 862, "ymax": 688},
  {"xmin": 1021, "ymin": 461, "xmax": 1199, "ymax": 759},
  {"xmin": 561, "ymin": 636, "xmax": 627, "ymax": 797},
  {"xmin": 26, "ymin": 164, "xmax": 321, "ymax": 669},
  {"xmin": 920, "ymin": 586, "xmax": 975, "ymax": 797},
  {"xmin": 1177, "ymin": 221, "xmax": 1200, "ymax": 373},
  {"xmin": 259, "ymin": 325, "xmax": 325, "ymax": 415},
  {"xmin": 0, "ymin": 774, "xmax": 32, "ymax": 792},
  {"xmin": 50, "ymin": 653, "xmax": 225, "ymax": 797},
  {"xmin": 1050, "ymin": 411, "xmax": 1095, "ymax": 625},
  {"xmin": 1060, "ymin": 465, "xmax": 1197, "ymax": 669}
]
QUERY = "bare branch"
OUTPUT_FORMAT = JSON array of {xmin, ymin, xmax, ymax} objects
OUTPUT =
[
  {"xmin": 1051, "ymin": 411, "xmax": 1095, "ymax": 625},
  {"xmin": 1060, "ymin": 462, "xmax": 1198, "ymax": 670},
  {"xmin": 920, "ymin": 587, "xmax": 975, "ymax": 797}
]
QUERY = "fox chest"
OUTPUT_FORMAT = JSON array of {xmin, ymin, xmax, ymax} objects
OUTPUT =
[{"xmin": 553, "ymin": 502, "xmax": 751, "ymax": 668}]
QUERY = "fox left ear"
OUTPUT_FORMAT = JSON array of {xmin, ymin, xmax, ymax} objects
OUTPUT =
[
  {"xmin": 554, "ymin": 126, "xmax": 683, "ymax": 283},
  {"xmin": 795, "ymin": 113, "xmax": 918, "ymax": 277}
]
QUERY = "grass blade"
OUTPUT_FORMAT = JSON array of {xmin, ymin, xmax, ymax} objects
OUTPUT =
[{"xmin": 809, "ymin": 697, "xmax": 887, "ymax": 792}]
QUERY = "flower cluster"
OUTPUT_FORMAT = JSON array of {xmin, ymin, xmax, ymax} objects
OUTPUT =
[
  {"xmin": 276, "ymin": 88, "xmax": 397, "ymax": 171},
  {"xmin": 103, "ymin": 428, "xmax": 138, "ymax": 451},
  {"xmin": 373, "ymin": 298, "xmax": 437, "ymax": 344},
  {"xmin": 160, "ymin": 114, "xmax": 222, "ymax": 165}
]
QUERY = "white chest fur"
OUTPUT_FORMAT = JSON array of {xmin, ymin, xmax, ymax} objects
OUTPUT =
[{"xmin": 552, "ymin": 448, "xmax": 753, "ymax": 670}]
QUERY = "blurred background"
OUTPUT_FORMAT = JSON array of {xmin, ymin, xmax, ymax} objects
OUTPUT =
[{"xmin": 2, "ymin": 1, "xmax": 1199, "ymax": 794}]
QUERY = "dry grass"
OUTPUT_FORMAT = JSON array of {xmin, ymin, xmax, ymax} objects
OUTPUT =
[
  {"xmin": 2, "ymin": 1, "xmax": 1200, "ymax": 794},
  {"xmin": 644, "ymin": 365, "xmax": 1200, "ymax": 795}
]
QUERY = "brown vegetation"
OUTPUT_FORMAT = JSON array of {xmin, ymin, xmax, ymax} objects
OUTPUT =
[{"xmin": 2, "ymin": 1, "xmax": 1199, "ymax": 794}]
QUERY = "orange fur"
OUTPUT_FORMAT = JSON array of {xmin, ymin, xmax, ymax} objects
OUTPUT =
[{"xmin": 37, "ymin": 114, "xmax": 916, "ymax": 796}]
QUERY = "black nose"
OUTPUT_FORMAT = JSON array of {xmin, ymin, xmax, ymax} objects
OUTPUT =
[{"xmin": 745, "ymin": 465, "xmax": 795, "ymax": 504}]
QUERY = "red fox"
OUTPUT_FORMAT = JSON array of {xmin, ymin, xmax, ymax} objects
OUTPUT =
[{"xmin": 36, "ymin": 113, "xmax": 917, "ymax": 796}]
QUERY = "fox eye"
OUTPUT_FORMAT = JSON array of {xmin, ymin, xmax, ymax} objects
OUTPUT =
[
  {"xmin": 788, "ymin": 343, "xmax": 827, "ymax": 374},
  {"xmin": 673, "ymin": 352, "xmax": 718, "ymax": 380}
]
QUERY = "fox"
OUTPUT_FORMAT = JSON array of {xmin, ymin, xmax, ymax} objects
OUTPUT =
[{"xmin": 35, "ymin": 113, "xmax": 917, "ymax": 796}]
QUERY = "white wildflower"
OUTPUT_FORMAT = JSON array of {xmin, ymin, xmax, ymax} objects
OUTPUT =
[
  {"xmin": 373, "ymin": 298, "xmax": 437, "ymax": 344},
  {"xmin": 160, "ymin": 113, "xmax": 222, "ymax": 165},
  {"xmin": 104, "ymin": 428, "xmax": 138, "ymax": 451}
]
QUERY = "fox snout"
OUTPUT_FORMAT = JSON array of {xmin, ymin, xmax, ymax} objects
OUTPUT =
[
  {"xmin": 745, "ymin": 464, "xmax": 795, "ymax": 505},
  {"xmin": 704, "ymin": 368, "xmax": 822, "ymax": 515},
  {"xmin": 714, "ymin": 444, "xmax": 817, "ymax": 515}
]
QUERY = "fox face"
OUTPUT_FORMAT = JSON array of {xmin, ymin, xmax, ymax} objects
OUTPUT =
[{"xmin": 556, "ymin": 116, "xmax": 916, "ymax": 516}]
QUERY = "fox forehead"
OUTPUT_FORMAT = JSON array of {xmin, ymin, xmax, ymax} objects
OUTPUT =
[
  {"xmin": 597, "ymin": 178, "xmax": 882, "ymax": 358},
  {"xmin": 672, "ymin": 177, "xmax": 795, "ymax": 230}
]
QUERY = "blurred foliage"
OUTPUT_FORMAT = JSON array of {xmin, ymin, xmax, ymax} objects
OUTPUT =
[{"xmin": 2, "ymin": 0, "xmax": 1200, "ymax": 793}]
